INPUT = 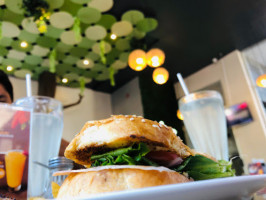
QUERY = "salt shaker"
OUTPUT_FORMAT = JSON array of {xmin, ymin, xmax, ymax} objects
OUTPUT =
[{"xmin": 42, "ymin": 157, "xmax": 73, "ymax": 198}]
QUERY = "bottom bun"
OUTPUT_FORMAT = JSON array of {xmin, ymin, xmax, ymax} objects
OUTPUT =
[{"xmin": 57, "ymin": 166, "xmax": 191, "ymax": 198}]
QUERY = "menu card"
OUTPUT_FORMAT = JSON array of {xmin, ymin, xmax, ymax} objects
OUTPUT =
[{"xmin": 0, "ymin": 103, "xmax": 32, "ymax": 200}]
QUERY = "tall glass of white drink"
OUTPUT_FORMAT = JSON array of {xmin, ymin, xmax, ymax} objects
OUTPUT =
[
  {"xmin": 14, "ymin": 96, "xmax": 63, "ymax": 197},
  {"xmin": 179, "ymin": 90, "xmax": 228, "ymax": 161}
]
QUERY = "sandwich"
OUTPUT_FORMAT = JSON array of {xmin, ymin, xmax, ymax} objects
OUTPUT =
[{"xmin": 55, "ymin": 115, "xmax": 234, "ymax": 198}]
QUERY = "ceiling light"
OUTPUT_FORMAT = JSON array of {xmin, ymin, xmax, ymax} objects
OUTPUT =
[
  {"xmin": 62, "ymin": 78, "xmax": 68, "ymax": 83},
  {"xmin": 6, "ymin": 65, "xmax": 13, "ymax": 72},
  {"xmin": 83, "ymin": 59, "xmax": 90, "ymax": 65},
  {"xmin": 256, "ymin": 74, "xmax": 266, "ymax": 88},
  {"xmin": 20, "ymin": 41, "xmax": 28, "ymax": 48},
  {"xmin": 128, "ymin": 49, "xmax": 147, "ymax": 71},
  {"xmin": 151, "ymin": 56, "xmax": 160, "ymax": 67},
  {"xmin": 147, "ymin": 48, "xmax": 165, "ymax": 68},
  {"xmin": 136, "ymin": 58, "xmax": 144, "ymax": 65},
  {"xmin": 152, "ymin": 67, "xmax": 169, "ymax": 85},
  {"xmin": 110, "ymin": 34, "xmax": 117, "ymax": 40}
]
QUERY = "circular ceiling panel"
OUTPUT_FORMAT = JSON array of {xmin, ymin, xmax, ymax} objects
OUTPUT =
[
  {"xmin": 111, "ymin": 60, "xmax": 127, "ymax": 70},
  {"xmin": 14, "ymin": 69, "xmax": 32, "ymax": 79},
  {"xmin": 115, "ymin": 39, "xmax": 130, "ymax": 51},
  {"xmin": 31, "ymin": 45, "xmax": 50, "ymax": 57},
  {"xmin": 92, "ymin": 42, "xmax": 111, "ymax": 54},
  {"xmin": 70, "ymin": 47, "xmax": 88, "ymax": 57},
  {"xmin": 77, "ymin": 59, "xmax": 94, "ymax": 69},
  {"xmin": 0, "ymin": 37, "xmax": 12, "ymax": 47},
  {"xmin": 83, "ymin": 70, "xmax": 98, "ymax": 78},
  {"xmin": 70, "ymin": 0, "xmax": 91, "ymax": 4},
  {"xmin": 78, "ymin": 38, "xmax": 95, "ymax": 49},
  {"xmin": 0, "ymin": 48, "xmax": 8, "ymax": 57},
  {"xmin": 2, "ymin": 21, "xmax": 20, "ymax": 38},
  {"xmin": 136, "ymin": 18, "xmax": 158, "ymax": 32},
  {"xmin": 60, "ymin": 30, "xmax": 80, "ymax": 45},
  {"xmin": 111, "ymin": 21, "xmax": 133, "ymax": 37},
  {"xmin": 87, "ymin": 52, "xmax": 100, "ymax": 61},
  {"xmin": 55, "ymin": 42, "xmax": 72, "ymax": 53},
  {"xmin": 41, "ymin": 59, "xmax": 58, "ymax": 67},
  {"xmin": 91, "ymin": 63, "xmax": 106, "ymax": 72},
  {"xmin": 21, "ymin": 18, "xmax": 39, "ymax": 34},
  {"xmin": 119, "ymin": 52, "xmax": 130, "ymax": 62},
  {"xmin": 5, "ymin": 0, "xmax": 23, "ymax": 14},
  {"xmin": 19, "ymin": 30, "xmax": 39, "ymax": 43},
  {"xmin": 46, "ymin": 0, "xmax": 64, "ymax": 9},
  {"xmin": 64, "ymin": 73, "xmax": 79, "ymax": 81},
  {"xmin": 24, "ymin": 55, "xmax": 42, "ymax": 65},
  {"xmin": 45, "ymin": 26, "xmax": 64, "ymax": 39},
  {"xmin": 56, "ymin": 64, "xmax": 72, "ymax": 75},
  {"xmin": 7, "ymin": 50, "xmax": 26, "ymax": 60},
  {"xmin": 21, "ymin": 63, "xmax": 36, "ymax": 71},
  {"xmin": 36, "ymin": 36, "xmax": 57, "ymax": 48},
  {"xmin": 95, "ymin": 70, "xmax": 110, "ymax": 81},
  {"xmin": 11, "ymin": 40, "xmax": 33, "ymax": 52},
  {"xmin": 63, "ymin": 55, "xmax": 79, "ymax": 65},
  {"xmin": 88, "ymin": 0, "xmax": 114, "ymax": 12},
  {"xmin": 77, "ymin": 7, "xmax": 101, "ymax": 24},
  {"xmin": 97, "ymin": 14, "xmax": 116, "ymax": 29},
  {"xmin": 50, "ymin": 12, "xmax": 74, "ymax": 29},
  {"xmin": 2, "ymin": 58, "xmax": 22, "ymax": 68},
  {"xmin": 130, "ymin": 29, "xmax": 146, "ymax": 39},
  {"xmin": 33, "ymin": 67, "xmax": 49, "ymax": 76},
  {"xmin": 85, "ymin": 25, "xmax": 107, "ymax": 41},
  {"xmin": 122, "ymin": 10, "xmax": 144, "ymax": 25},
  {"xmin": 80, "ymin": 77, "xmax": 92, "ymax": 83}
]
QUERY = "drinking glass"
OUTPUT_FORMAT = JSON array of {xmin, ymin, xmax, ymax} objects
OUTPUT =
[
  {"xmin": 14, "ymin": 96, "xmax": 63, "ymax": 197},
  {"xmin": 5, "ymin": 150, "xmax": 26, "ymax": 191},
  {"xmin": 179, "ymin": 90, "xmax": 228, "ymax": 160}
]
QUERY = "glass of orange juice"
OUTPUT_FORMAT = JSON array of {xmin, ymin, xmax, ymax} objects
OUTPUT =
[{"xmin": 5, "ymin": 150, "xmax": 27, "ymax": 190}]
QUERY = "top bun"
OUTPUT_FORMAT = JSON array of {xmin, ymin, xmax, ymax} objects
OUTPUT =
[{"xmin": 65, "ymin": 115, "xmax": 193, "ymax": 166}]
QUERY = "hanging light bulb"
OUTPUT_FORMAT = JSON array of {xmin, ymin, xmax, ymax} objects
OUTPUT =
[
  {"xmin": 128, "ymin": 49, "xmax": 147, "ymax": 71},
  {"xmin": 256, "ymin": 74, "xmax": 266, "ymax": 88},
  {"xmin": 146, "ymin": 48, "xmax": 165, "ymax": 68},
  {"xmin": 152, "ymin": 67, "xmax": 169, "ymax": 85}
]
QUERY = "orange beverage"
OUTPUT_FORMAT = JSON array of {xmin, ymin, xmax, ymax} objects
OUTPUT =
[{"xmin": 5, "ymin": 151, "xmax": 26, "ymax": 188}]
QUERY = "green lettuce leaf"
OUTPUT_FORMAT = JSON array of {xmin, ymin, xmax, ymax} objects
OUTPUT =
[
  {"xmin": 91, "ymin": 143, "xmax": 157, "ymax": 167},
  {"xmin": 174, "ymin": 154, "xmax": 235, "ymax": 180},
  {"xmin": 90, "ymin": 144, "xmax": 235, "ymax": 181}
]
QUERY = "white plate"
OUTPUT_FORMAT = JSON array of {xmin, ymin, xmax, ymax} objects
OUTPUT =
[{"xmin": 76, "ymin": 175, "xmax": 266, "ymax": 200}]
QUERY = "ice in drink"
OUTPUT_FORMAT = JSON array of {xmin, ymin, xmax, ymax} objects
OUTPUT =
[
  {"xmin": 28, "ymin": 113, "xmax": 63, "ymax": 196},
  {"xmin": 5, "ymin": 151, "xmax": 26, "ymax": 188},
  {"xmin": 179, "ymin": 91, "xmax": 228, "ymax": 160}
]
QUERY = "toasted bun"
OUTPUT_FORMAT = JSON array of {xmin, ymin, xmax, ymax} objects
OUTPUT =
[
  {"xmin": 57, "ymin": 165, "xmax": 191, "ymax": 198},
  {"xmin": 65, "ymin": 115, "xmax": 193, "ymax": 166}
]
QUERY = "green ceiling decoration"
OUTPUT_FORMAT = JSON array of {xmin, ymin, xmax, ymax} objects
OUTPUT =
[{"xmin": 0, "ymin": 0, "xmax": 158, "ymax": 87}]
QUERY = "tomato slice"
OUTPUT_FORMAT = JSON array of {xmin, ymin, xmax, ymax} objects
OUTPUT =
[{"xmin": 146, "ymin": 151, "xmax": 183, "ymax": 167}]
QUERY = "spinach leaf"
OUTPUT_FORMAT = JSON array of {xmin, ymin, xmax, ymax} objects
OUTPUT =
[
  {"xmin": 174, "ymin": 155, "xmax": 235, "ymax": 180},
  {"xmin": 91, "ymin": 143, "xmax": 157, "ymax": 167}
]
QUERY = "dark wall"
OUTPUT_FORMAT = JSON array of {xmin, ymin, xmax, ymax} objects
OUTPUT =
[
  {"xmin": 38, "ymin": 71, "xmax": 56, "ymax": 97},
  {"xmin": 138, "ymin": 69, "xmax": 186, "ymax": 142}
]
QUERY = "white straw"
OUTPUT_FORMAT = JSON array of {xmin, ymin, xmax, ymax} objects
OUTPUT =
[
  {"xmin": 26, "ymin": 74, "xmax": 32, "ymax": 97},
  {"xmin": 176, "ymin": 73, "xmax": 190, "ymax": 96}
]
